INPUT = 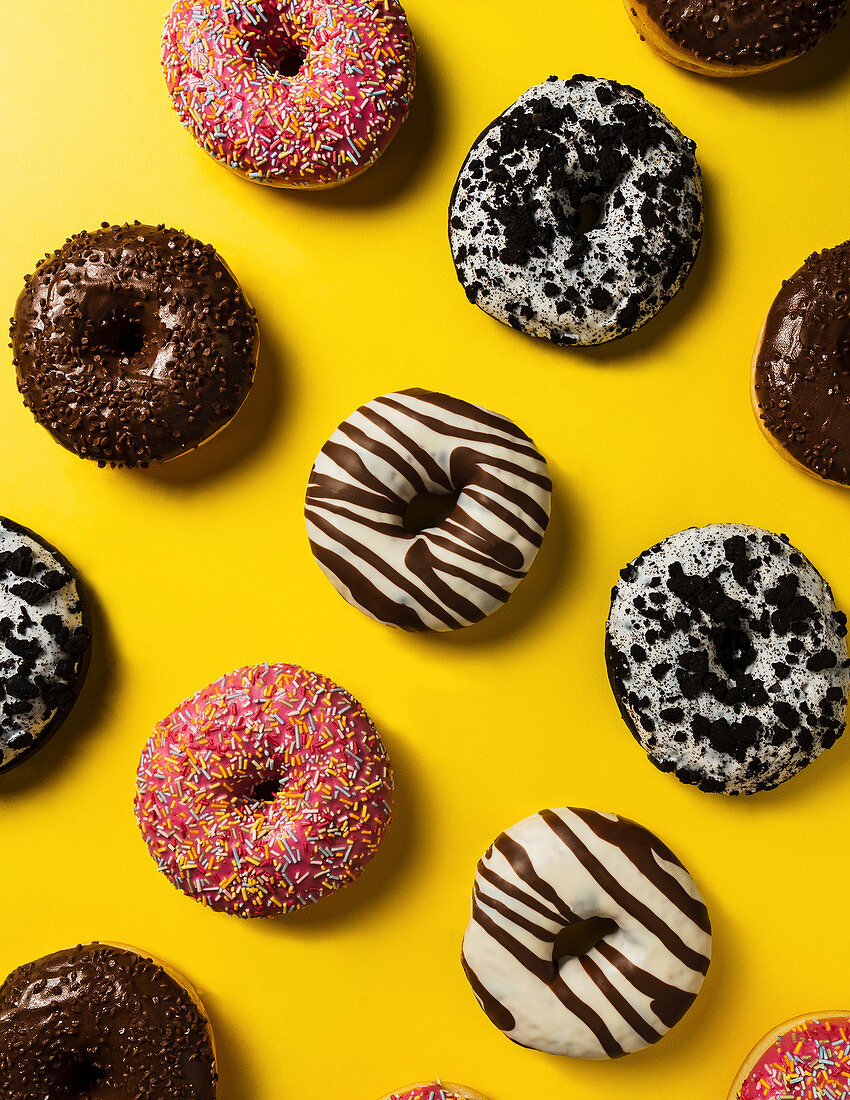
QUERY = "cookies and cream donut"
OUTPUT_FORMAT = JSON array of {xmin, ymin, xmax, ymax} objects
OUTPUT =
[
  {"xmin": 163, "ymin": 0, "xmax": 416, "ymax": 188},
  {"xmin": 448, "ymin": 76, "xmax": 703, "ymax": 346},
  {"xmin": 607, "ymin": 524, "xmax": 850, "ymax": 795},
  {"xmin": 753, "ymin": 241, "xmax": 850, "ymax": 485},
  {"xmin": 304, "ymin": 389, "xmax": 552, "ymax": 631},
  {"xmin": 728, "ymin": 1012, "xmax": 850, "ymax": 1100},
  {"xmin": 11, "ymin": 223, "xmax": 258, "ymax": 467},
  {"xmin": 0, "ymin": 942, "xmax": 216, "ymax": 1098},
  {"xmin": 135, "ymin": 662, "xmax": 393, "ymax": 918},
  {"xmin": 625, "ymin": 0, "xmax": 847, "ymax": 77},
  {"xmin": 0, "ymin": 517, "xmax": 91, "ymax": 774},
  {"xmin": 461, "ymin": 807, "xmax": 711, "ymax": 1059},
  {"xmin": 380, "ymin": 1084, "xmax": 489, "ymax": 1100}
]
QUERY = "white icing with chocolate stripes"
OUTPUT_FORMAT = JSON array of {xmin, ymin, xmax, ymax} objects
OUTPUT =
[
  {"xmin": 461, "ymin": 808, "xmax": 711, "ymax": 1058},
  {"xmin": 304, "ymin": 389, "xmax": 552, "ymax": 631}
]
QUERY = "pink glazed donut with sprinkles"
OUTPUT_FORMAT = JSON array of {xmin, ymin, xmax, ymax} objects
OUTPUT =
[
  {"xmin": 380, "ymin": 1085, "xmax": 490, "ymax": 1100},
  {"xmin": 162, "ymin": 0, "xmax": 416, "ymax": 187},
  {"xmin": 134, "ymin": 663, "xmax": 393, "ymax": 918}
]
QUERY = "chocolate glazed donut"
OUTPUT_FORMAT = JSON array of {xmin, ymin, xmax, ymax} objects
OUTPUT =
[
  {"xmin": 0, "ymin": 943, "xmax": 217, "ymax": 1099},
  {"xmin": 753, "ymin": 241, "xmax": 850, "ymax": 486},
  {"xmin": 625, "ymin": 0, "xmax": 847, "ymax": 76},
  {"xmin": 11, "ymin": 223, "xmax": 259, "ymax": 468}
]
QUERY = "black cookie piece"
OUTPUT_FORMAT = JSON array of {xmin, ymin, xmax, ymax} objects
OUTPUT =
[
  {"xmin": 0, "ymin": 517, "xmax": 91, "ymax": 773},
  {"xmin": 606, "ymin": 524, "xmax": 849, "ymax": 795},
  {"xmin": 449, "ymin": 75, "xmax": 703, "ymax": 346}
]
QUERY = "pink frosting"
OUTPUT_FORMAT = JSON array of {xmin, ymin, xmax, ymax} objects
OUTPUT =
[
  {"xmin": 162, "ymin": 0, "xmax": 416, "ymax": 186},
  {"xmin": 738, "ymin": 1016, "xmax": 850, "ymax": 1100},
  {"xmin": 134, "ymin": 663, "xmax": 393, "ymax": 918},
  {"xmin": 386, "ymin": 1088, "xmax": 468, "ymax": 1100}
]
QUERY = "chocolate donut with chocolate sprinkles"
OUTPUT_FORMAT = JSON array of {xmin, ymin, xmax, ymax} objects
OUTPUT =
[
  {"xmin": 606, "ymin": 524, "xmax": 849, "ymax": 796},
  {"xmin": 448, "ymin": 76, "xmax": 702, "ymax": 346},
  {"xmin": 0, "ymin": 943, "xmax": 217, "ymax": 1099},
  {"xmin": 625, "ymin": 0, "xmax": 846, "ymax": 77},
  {"xmin": 11, "ymin": 222, "xmax": 258, "ymax": 468},
  {"xmin": 753, "ymin": 240, "xmax": 850, "ymax": 485},
  {"xmin": 0, "ymin": 517, "xmax": 90, "ymax": 775}
]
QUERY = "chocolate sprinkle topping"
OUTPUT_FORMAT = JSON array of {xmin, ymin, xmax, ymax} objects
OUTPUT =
[
  {"xmin": 11, "ymin": 223, "xmax": 259, "ymax": 468},
  {"xmin": 640, "ymin": 0, "xmax": 846, "ymax": 67},
  {"xmin": 755, "ymin": 240, "xmax": 850, "ymax": 485},
  {"xmin": 0, "ymin": 943, "xmax": 216, "ymax": 1099}
]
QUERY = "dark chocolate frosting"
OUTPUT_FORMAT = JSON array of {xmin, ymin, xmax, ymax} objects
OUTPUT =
[
  {"xmin": 755, "ymin": 240, "xmax": 850, "ymax": 484},
  {"xmin": 0, "ymin": 943, "xmax": 216, "ymax": 1099},
  {"xmin": 641, "ymin": 0, "xmax": 846, "ymax": 66},
  {"xmin": 11, "ymin": 223, "xmax": 258, "ymax": 468}
]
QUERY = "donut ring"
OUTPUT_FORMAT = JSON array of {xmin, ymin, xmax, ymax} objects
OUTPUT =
[
  {"xmin": 11, "ymin": 223, "xmax": 258, "ymax": 468},
  {"xmin": 304, "ymin": 388, "xmax": 552, "ymax": 631},
  {"xmin": 0, "ymin": 942, "xmax": 216, "ymax": 1098},
  {"xmin": 752, "ymin": 240, "xmax": 850, "ymax": 486},
  {"xmin": 624, "ymin": 0, "xmax": 847, "ymax": 78},
  {"xmin": 449, "ymin": 76, "xmax": 703, "ymax": 346},
  {"xmin": 380, "ymin": 1084, "xmax": 489, "ymax": 1100},
  {"xmin": 0, "ymin": 517, "xmax": 91, "ymax": 774},
  {"xmin": 727, "ymin": 1012, "xmax": 850, "ymax": 1100},
  {"xmin": 606, "ymin": 524, "xmax": 850, "ymax": 795},
  {"xmin": 134, "ymin": 662, "xmax": 393, "ymax": 918},
  {"xmin": 461, "ymin": 807, "xmax": 711, "ymax": 1059},
  {"xmin": 162, "ymin": 0, "xmax": 416, "ymax": 188}
]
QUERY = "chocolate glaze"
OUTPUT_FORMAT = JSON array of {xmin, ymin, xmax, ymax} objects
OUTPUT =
[
  {"xmin": 640, "ymin": 0, "xmax": 846, "ymax": 66},
  {"xmin": 0, "ymin": 943, "xmax": 216, "ymax": 1099},
  {"xmin": 11, "ymin": 223, "xmax": 258, "ymax": 468},
  {"xmin": 755, "ymin": 241, "xmax": 850, "ymax": 484}
]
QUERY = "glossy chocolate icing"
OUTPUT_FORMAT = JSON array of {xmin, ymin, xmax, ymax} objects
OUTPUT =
[
  {"xmin": 640, "ymin": 0, "xmax": 845, "ymax": 66},
  {"xmin": 0, "ymin": 943, "xmax": 216, "ymax": 1099},
  {"xmin": 11, "ymin": 223, "xmax": 258, "ymax": 468},
  {"xmin": 755, "ymin": 241, "xmax": 850, "ymax": 484}
]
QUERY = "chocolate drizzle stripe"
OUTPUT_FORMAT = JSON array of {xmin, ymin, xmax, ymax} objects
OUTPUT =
[
  {"xmin": 305, "ymin": 389, "xmax": 552, "ymax": 631},
  {"xmin": 461, "ymin": 808, "xmax": 711, "ymax": 1057},
  {"xmin": 540, "ymin": 810, "xmax": 710, "ymax": 973}
]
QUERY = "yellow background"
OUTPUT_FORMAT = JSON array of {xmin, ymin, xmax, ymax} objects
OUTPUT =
[{"xmin": 2, "ymin": 3, "xmax": 850, "ymax": 1098}]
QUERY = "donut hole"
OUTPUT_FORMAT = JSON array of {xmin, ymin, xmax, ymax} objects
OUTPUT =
[
  {"xmin": 61, "ymin": 1054, "xmax": 104, "ymax": 1092},
  {"xmin": 251, "ymin": 776, "xmax": 283, "ymax": 803},
  {"xmin": 713, "ymin": 625, "xmax": 756, "ymax": 679},
  {"xmin": 86, "ymin": 308, "xmax": 146, "ymax": 362},
  {"xmin": 403, "ymin": 490, "xmax": 460, "ymax": 534},
  {"xmin": 244, "ymin": 20, "xmax": 306, "ymax": 79},
  {"xmin": 575, "ymin": 199, "xmax": 601, "ymax": 234},
  {"xmin": 553, "ymin": 916, "xmax": 618, "ymax": 960}
]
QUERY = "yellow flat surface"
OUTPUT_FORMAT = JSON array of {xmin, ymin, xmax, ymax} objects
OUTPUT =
[{"xmin": 2, "ymin": 3, "xmax": 850, "ymax": 1099}]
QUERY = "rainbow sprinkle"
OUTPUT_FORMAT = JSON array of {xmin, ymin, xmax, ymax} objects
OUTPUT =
[
  {"xmin": 162, "ymin": 0, "xmax": 416, "ymax": 186},
  {"xmin": 740, "ymin": 1018, "xmax": 850, "ymax": 1100},
  {"xmin": 134, "ymin": 663, "xmax": 394, "ymax": 918}
]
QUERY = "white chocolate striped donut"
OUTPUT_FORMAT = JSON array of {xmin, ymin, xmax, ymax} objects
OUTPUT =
[
  {"xmin": 461, "ymin": 808, "xmax": 711, "ymax": 1059},
  {"xmin": 304, "ymin": 389, "xmax": 552, "ymax": 631}
]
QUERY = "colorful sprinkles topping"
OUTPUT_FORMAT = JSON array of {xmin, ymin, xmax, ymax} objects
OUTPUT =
[
  {"xmin": 740, "ymin": 1017, "xmax": 850, "ymax": 1100},
  {"xmin": 134, "ymin": 662, "xmax": 393, "ymax": 918},
  {"xmin": 162, "ymin": 0, "xmax": 416, "ymax": 186},
  {"xmin": 386, "ymin": 1087, "xmax": 460, "ymax": 1100}
]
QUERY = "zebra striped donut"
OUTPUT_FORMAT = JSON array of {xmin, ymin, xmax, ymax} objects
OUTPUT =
[
  {"xmin": 304, "ymin": 389, "xmax": 552, "ymax": 631},
  {"xmin": 461, "ymin": 807, "xmax": 711, "ymax": 1059}
]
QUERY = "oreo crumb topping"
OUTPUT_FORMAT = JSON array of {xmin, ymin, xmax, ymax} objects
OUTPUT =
[
  {"xmin": 448, "ymin": 75, "xmax": 703, "ymax": 346},
  {"xmin": 10, "ymin": 223, "xmax": 259, "ymax": 468},
  {"xmin": 0, "ymin": 518, "xmax": 91, "ymax": 774},
  {"xmin": 606, "ymin": 524, "xmax": 849, "ymax": 795}
]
